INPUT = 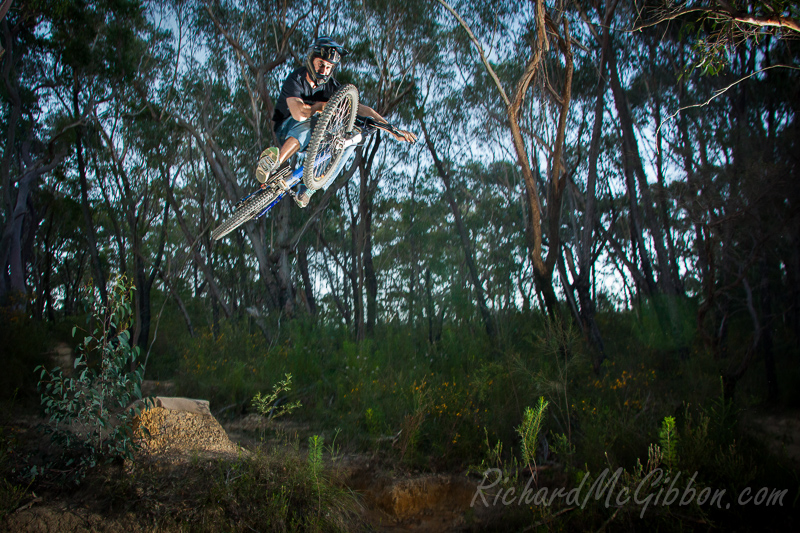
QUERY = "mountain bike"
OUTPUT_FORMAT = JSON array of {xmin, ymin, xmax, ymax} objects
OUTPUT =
[{"xmin": 210, "ymin": 84, "xmax": 406, "ymax": 241}]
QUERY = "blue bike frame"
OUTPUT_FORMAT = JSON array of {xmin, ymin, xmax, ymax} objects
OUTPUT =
[
  {"xmin": 246, "ymin": 135, "xmax": 348, "ymax": 219},
  {"xmin": 256, "ymin": 165, "xmax": 304, "ymax": 218}
]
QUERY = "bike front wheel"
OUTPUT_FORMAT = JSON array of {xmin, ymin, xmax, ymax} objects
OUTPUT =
[
  {"xmin": 211, "ymin": 188, "xmax": 277, "ymax": 241},
  {"xmin": 303, "ymin": 84, "xmax": 359, "ymax": 191}
]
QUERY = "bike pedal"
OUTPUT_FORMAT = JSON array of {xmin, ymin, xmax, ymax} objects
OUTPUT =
[{"xmin": 276, "ymin": 178, "xmax": 297, "ymax": 198}]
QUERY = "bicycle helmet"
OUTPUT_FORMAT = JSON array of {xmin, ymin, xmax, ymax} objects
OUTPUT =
[{"xmin": 305, "ymin": 36, "xmax": 348, "ymax": 85}]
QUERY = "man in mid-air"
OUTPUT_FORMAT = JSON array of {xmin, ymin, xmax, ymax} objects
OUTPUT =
[{"xmin": 257, "ymin": 36, "xmax": 416, "ymax": 208}]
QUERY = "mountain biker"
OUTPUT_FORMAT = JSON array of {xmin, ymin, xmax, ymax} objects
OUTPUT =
[{"xmin": 256, "ymin": 36, "xmax": 416, "ymax": 208}]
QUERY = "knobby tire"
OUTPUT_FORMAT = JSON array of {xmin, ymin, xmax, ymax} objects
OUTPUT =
[
  {"xmin": 303, "ymin": 84, "xmax": 359, "ymax": 191},
  {"xmin": 211, "ymin": 189, "xmax": 277, "ymax": 241}
]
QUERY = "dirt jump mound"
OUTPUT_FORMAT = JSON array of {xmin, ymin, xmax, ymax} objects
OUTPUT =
[{"xmin": 136, "ymin": 397, "xmax": 242, "ymax": 461}]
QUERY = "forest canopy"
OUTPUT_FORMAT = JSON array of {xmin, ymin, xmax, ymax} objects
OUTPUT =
[{"xmin": 1, "ymin": 0, "xmax": 798, "ymax": 471}]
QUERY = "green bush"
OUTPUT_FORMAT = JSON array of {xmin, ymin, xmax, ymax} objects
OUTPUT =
[{"xmin": 35, "ymin": 277, "xmax": 149, "ymax": 484}]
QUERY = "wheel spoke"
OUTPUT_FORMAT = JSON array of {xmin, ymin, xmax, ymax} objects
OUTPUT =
[
  {"xmin": 304, "ymin": 84, "xmax": 358, "ymax": 190},
  {"xmin": 312, "ymin": 98, "xmax": 353, "ymax": 180}
]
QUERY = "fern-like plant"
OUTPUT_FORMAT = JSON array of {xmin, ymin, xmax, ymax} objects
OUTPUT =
[
  {"xmin": 659, "ymin": 416, "xmax": 679, "ymax": 471},
  {"xmin": 517, "ymin": 396, "xmax": 549, "ymax": 470},
  {"xmin": 308, "ymin": 435, "xmax": 324, "ymax": 477}
]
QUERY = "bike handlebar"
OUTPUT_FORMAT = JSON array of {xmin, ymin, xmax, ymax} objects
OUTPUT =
[{"xmin": 355, "ymin": 115, "xmax": 407, "ymax": 139}]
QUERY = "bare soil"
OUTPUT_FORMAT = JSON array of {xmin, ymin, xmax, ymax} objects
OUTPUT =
[
  {"xmin": 6, "ymin": 386, "xmax": 798, "ymax": 532},
  {"xmin": 2, "ymin": 386, "xmax": 492, "ymax": 532}
]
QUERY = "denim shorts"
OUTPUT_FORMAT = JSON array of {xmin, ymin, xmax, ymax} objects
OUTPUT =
[
  {"xmin": 275, "ymin": 116, "xmax": 355, "ymax": 191},
  {"xmin": 276, "ymin": 116, "xmax": 317, "ymax": 151}
]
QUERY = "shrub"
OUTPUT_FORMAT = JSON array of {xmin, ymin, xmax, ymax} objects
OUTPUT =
[
  {"xmin": 34, "ymin": 277, "xmax": 149, "ymax": 484},
  {"xmin": 252, "ymin": 373, "xmax": 302, "ymax": 422},
  {"xmin": 517, "ymin": 396, "xmax": 549, "ymax": 470}
]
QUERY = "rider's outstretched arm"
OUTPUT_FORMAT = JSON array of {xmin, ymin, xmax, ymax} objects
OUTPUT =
[{"xmin": 357, "ymin": 103, "xmax": 417, "ymax": 143}]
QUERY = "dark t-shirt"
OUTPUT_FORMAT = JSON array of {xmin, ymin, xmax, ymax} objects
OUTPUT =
[{"xmin": 272, "ymin": 67, "xmax": 342, "ymax": 132}]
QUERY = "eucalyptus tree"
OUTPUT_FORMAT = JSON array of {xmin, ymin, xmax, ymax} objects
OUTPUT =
[
  {"xmin": 599, "ymin": 1, "xmax": 800, "ymax": 397},
  {"xmin": 420, "ymin": 123, "xmax": 497, "ymax": 340},
  {"xmin": 315, "ymin": 0, "xmax": 437, "ymax": 339},
  {"xmin": 434, "ymin": 0, "xmax": 575, "ymax": 321},
  {"xmin": 677, "ymin": 31, "xmax": 800, "ymax": 399},
  {"xmin": 548, "ymin": 0, "xmax": 620, "ymax": 369},
  {"xmin": 1, "ymin": 1, "xmax": 74, "ymax": 308}
]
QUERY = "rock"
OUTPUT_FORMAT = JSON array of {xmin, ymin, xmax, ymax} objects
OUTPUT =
[{"xmin": 152, "ymin": 396, "xmax": 210, "ymax": 415}]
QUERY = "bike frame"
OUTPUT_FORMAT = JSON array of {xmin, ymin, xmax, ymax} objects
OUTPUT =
[
  {"xmin": 251, "ymin": 131, "xmax": 363, "ymax": 219},
  {"xmin": 212, "ymin": 115, "xmax": 401, "ymax": 241}
]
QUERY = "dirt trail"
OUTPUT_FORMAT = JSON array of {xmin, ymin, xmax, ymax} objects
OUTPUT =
[
  {"xmin": 5, "ymin": 393, "xmax": 492, "ymax": 532},
  {"xmin": 347, "ymin": 467, "xmax": 486, "ymax": 532}
]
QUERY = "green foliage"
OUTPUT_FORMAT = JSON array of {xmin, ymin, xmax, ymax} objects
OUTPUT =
[
  {"xmin": 175, "ymin": 322, "xmax": 274, "ymax": 409},
  {"xmin": 634, "ymin": 295, "xmax": 697, "ymax": 353},
  {"xmin": 34, "ymin": 276, "xmax": 149, "ymax": 484},
  {"xmin": 251, "ymin": 373, "xmax": 302, "ymax": 422},
  {"xmin": 468, "ymin": 429, "xmax": 522, "ymax": 500},
  {"xmin": 706, "ymin": 377, "xmax": 738, "ymax": 443},
  {"xmin": 104, "ymin": 437, "xmax": 361, "ymax": 532},
  {"xmin": 511, "ymin": 317, "xmax": 588, "ymax": 441},
  {"xmin": 659, "ymin": 416, "xmax": 679, "ymax": 470},
  {"xmin": 0, "ymin": 476, "xmax": 28, "ymax": 522},
  {"xmin": 203, "ymin": 441, "xmax": 359, "ymax": 532},
  {"xmin": 363, "ymin": 407, "xmax": 384, "ymax": 438},
  {"xmin": 516, "ymin": 397, "xmax": 548, "ymax": 468},
  {"xmin": 308, "ymin": 435, "xmax": 324, "ymax": 478},
  {"xmin": 396, "ymin": 380, "xmax": 431, "ymax": 464}
]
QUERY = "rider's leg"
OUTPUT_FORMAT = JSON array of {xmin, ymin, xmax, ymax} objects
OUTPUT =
[
  {"xmin": 293, "ymin": 143, "xmax": 358, "ymax": 208},
  {"xmin": 278, "ymin": 138, "xmax": 301, "ymax": 165},
  {"xmin": 257, "ymin": 118, "xmax": 314, "ymax": 184}
]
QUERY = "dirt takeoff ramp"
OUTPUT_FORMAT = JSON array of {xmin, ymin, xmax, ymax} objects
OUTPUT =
[{"xmin": 135, "ymin": 396, "xmax": 243, "ymax": 460}]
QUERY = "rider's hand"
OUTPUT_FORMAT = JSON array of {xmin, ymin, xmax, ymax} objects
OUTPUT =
[
  {"xmin": 311, "ymin": 101, "xmax": 326, "ymax": 115},
  {"xmin": 392, "ymin": 129, "xmax": 417, "ymax": 144}
]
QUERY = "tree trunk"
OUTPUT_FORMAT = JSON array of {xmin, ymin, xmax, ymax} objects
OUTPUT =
[
  {"xmin": 297, "ymin": 243, "xmax": 317, "ymax": 315},
  {"xmin": 760, "ymin": 261, "xmax": 779, "ymax": 403},
  {"xmin": 134, "ymin": 198, "xmax": 170, "ymax": 356},
  {"xmin": 359, "ymin": 155, "xmax": 379, "ymax": 336},
  {"xmin": 570, "ymin": 12, "xmax": 613, "ymax": 371},
  {"xmin": 275, "ymin": 194, "xmax": 295, "ymax": 316},
  {"xmin": 421, "ymin": 119, "xmax": 495, "ymax": 339},
  {"xmin": 73, "ymin": 79, "xmax": 107, "ymax": 304},
  {"xmin": 424, "ymin": 266, "xmax": 434, "ymax": 345}
]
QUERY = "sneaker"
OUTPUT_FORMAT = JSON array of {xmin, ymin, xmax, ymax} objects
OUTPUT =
[
  {"xmin": 256, "ymin": 147, "xmax": 280, "ymax": 184},
  {"xmin": 294, "ymin": 184, "xmax": 314, "ymax": 208}
]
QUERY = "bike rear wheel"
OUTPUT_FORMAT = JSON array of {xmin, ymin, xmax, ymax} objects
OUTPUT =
[
  {"xmin": 211, "ymin": 188, "xmax": 278, "ymax": 241},
  {"xmin": 303, "ymin": 84, "xmax": 358, "ymax": 191}
]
